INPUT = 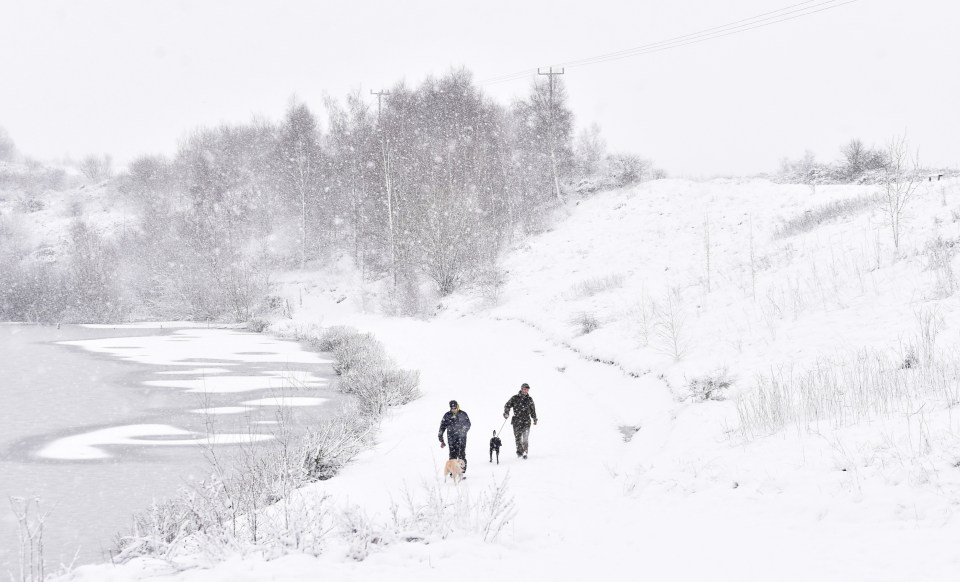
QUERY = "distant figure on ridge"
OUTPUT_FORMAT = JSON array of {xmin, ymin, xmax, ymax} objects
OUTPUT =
[
  {"xmin": 439, "ymin": 400, "xmax": 472, "ymax": 476},
  {"xmin": 503, "ymin": 383, "xmax": 538, "ymax": 459}
]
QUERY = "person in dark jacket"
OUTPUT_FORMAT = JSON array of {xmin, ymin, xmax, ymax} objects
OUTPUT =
[
  {"xmin": 489, "ymin": 430, "xmax": 502, "ymax": 464},
  {"xmin": 503, "ymin": 382, "xmax": 538, "ymax": 458},
  {"xmin": 439, "ymin": 400, "xmax": 472, "ymax": 475}
]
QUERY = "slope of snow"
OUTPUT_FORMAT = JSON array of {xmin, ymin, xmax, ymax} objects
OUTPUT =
[
  {"xmin": 0, "ymin": 167, "xmax": 131, "ymax": 259},
  {"xmin": 63, "ymin": 177, "xmax": 960, "ymax": 581}
]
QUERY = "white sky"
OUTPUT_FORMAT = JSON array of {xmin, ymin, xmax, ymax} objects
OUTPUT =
[{"xmin": 1, "ymin": 0, "xmax": 957, "ymax": 176}]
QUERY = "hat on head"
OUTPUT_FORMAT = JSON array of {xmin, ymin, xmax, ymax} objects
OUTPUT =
[
  {"xmin": 521, "ymin": 383, "xmax": 530, "ymax": 389},
  {"xmin": 449, "ymin": 400, "xmax": 458, "ymax": 408}
]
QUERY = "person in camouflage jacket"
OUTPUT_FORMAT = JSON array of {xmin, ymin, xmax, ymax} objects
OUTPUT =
[{"xmin": 503, "ymin": 383, "xmax": 538, "ymax": 458}]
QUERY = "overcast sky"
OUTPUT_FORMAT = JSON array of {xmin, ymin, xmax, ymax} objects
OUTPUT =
[{"xmin": 1, "ymin": 0, "xmax": 957, "ymax": 176}]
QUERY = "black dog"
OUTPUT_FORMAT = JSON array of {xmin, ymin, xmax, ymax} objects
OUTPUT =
[{"xmin": 489, "ymin": 430, "xmax": 502, "ymax": 464}]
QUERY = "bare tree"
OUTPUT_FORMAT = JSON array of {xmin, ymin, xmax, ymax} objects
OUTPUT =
[
  {"xmin": 326, "ymin": 92, "xmax": 380, "ymax": 270},
  {"xmin": 513, "ymin": 75, "xmax": 574, "ymax": 207},
  {"xmin": 118, "ymin": 154, "xmax": 175, "ymax": 215},
  {"xmin": 574, "ymin": 123, "xmax": 606, "ymax": 176},
  {"xmin": 0, "ymin": 126, "xmax": 16, "ymax": 162},
  {"xmin": 10, "ymin": 496, "xmax": 51, "ymax": 582},
  {"xmin": 79, "ymin": 154, "xmax": 113, "ymax": 182},
  {"xmin": 841, "ymin": 138, "xmax": 866, "ymax": 178},
  {"xmin": 274, "ymin": 100, "xmax": 326, "ymax": 269},
  {"xmin": 879, "ymin": 134, "xmax": 922, "ymax": 251},
  {"xmin": 655, "ymin": 287, "xmax": 689, "ymax": 362}
]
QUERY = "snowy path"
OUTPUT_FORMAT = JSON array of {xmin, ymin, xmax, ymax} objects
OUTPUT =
[
  {"xmin": 70, "ymin": 314, "xmax": 960, "ymax": 581},
  {"xmin": 317, "ymin": 314, "xmax": 960, "ymax": 581}
]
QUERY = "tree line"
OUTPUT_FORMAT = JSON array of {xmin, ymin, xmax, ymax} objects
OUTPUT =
[{"xmin": 1, "ymin": 68, "xmax": 608, "ymax": 322}]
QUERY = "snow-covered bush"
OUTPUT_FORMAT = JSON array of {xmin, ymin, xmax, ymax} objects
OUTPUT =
[
  {"xmin": 304, "ymin": 326, "xmax": 420, "ymax": 476},
  {"xmin": 610, "ymin": 153, "xmax": 652, "ymax": 186},
  {"xmin": 687, "ymin": 369, "xmax": 733, "ymax": 402},
  {"xmin": 899, "ymin": 344, "xmax": 919, "ymax": 370},
  {"xmin": 246, "ymin": 318, "xmax": 269, "ymax": 332},
  {"xmin": 393, "ymin": 477, "xmax": 516, "ymax": 545},
  {"xmin": 340, "ymin": 367, "xmax": 421, "ymax": 413},
  {"xmin": 0, "ymin": 126, "xmax": 15, "ymax": 162},
  {"xmin": 330, "ymin": 332, "xmax": 386, "ymax": 376},
  {"xmin": 339, "ymin": 505, "xmax": 387, "ymax": 561},
  {"xmin": 339, "ymin": 477, "xmax": 517, "ymax": 562},
  {"xmin": 78, "ymin": 154, "xmax": 113, "ymax": 183},
  {"xmin": 563, "ymin": 274, "xmax": 624, "ymax": 299},
  {"xmin": 118, "ymin": 490, "xmax": 205, "ymax": 559},
  {"xmin": 315, "ymin": 325, "xmax": 364, "ymax": 352},
  {"xmin": 773, "ymin": 195, "xmax": 879, "ymax": 239},
  {"xmin": 300, "ymin": 406, "xmax": 377, "ymax": 481},
  {"xmin": 321, "ymin": 327, "xmax": 421, "ymax": 412},
  {"xmin": 0, "ymin": 162, "xmax": 66, "ymax": 194},
  {"xmin": 571, "ymin": 311, "xmax": 601, "ymax": 335},
  {"xmin": 923, "ymin": 236, "xmax": 958, "ymax": 297},
  {"xmin": 737, "ymin": 347, "xmax": 960, "ymax": 438},
  {"xmin": 470, "ymin": 264, "xmax": 507, "ymax": 303}
]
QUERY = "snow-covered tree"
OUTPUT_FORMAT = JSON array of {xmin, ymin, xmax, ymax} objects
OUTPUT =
[{"xmin": 0, "ymin": 126, "xmax": 16, "ymax": 162}]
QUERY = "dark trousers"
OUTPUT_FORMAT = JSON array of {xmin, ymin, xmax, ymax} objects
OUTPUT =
[
  {"xmin": 512, "ymin": 423, "xmax": 531, "ymax": 455},
  {"xmin": 490, "ymin": 445, "xmax": 500, "ymax": 463},
  {"xmin": 449, "ymin": 435, "xmax": 467, "ymax": 474}
]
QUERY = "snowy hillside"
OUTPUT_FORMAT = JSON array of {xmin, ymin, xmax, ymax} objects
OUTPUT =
[
  {"xmin": 64, "ymin": 176, "xmax": 960, "ymax": 581},
  {"xmin": 0, "ymin": 162, "xmax": 130, "ymax": 258}
]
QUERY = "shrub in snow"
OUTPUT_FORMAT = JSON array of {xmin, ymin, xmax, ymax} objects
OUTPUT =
[
  {"xmin": 313, "ymin": 324, "xmax": 356, "ymax": 351},
  {"xmin": 260, "ymin": 294, "xmax": 290, "ymax": 318},
  {"xmin": 15, "ymin": 192, "xmax": 45, "ymax": 213},
  {"xmin": 329, "ymin": 332, "xmax": 386, "ymax": 376},
  {"xmin": 618, "ymin": 424, "xmax": 642, "ymax": 442},
  {"xmin": 0, "ymin": 126, "xmax": 15, "ymax": 162},
  {"xmin": 300, "ymin": 406, "xmax": 377, "ymax": 481},
  {"xmin": 563, "ymin": 274, "xmax": 624, "ymax": 299},
  {"xmin": 304, "ymin": 326, "xmax": 420, "ymax": 476},
  {"xmin": 773, "ymin": 195, "xmax": 879, "ymax": 239},
  {"xmin": 118, "ymin": 490, "xmax": 205, "ymax": 559},
  {"xmin": 571, "ymin": 311, "xmax": 601, "ymax": 335},
  {"xmin": 470, "ymin": 264, "xmax": 507, "ymax": 303},
  {"xmin": 339, "ymin": 367, "xmax": 421, "ymax": 413},
  {"xmin": 246, "ymin": 318, "xmax": 269, "ymax": 332},
  {"xmin": 923, "ymin": 236, "xmax": 958, "ymax": 297},
  {"xmin": 609, "ymin": 153, "xmax": 652, "ymax": 186},
  {"xmin": 337, "ymin": 477, "xmax": 517, "ymax": 562},
  {"xmin": 737, "ymin": 347, "xmax": 960, "ymax": 438},
  {"xmin": 1, "ymin": 163, "xmax": 66, "ymax": 194},
  {"xmin": 899, "ymin": 345, "xmax": 919, "ymax": 369},
  {"xmin": 339, "ymin": 505, "xmax": 387, "ymax": 561},
  {"xmin": 687, "ymin": 369, "xmax": 733, "ymax": 402},
  {"xmin": 78, "ymin": 154, "xmax": 113, "ymax": 183}
]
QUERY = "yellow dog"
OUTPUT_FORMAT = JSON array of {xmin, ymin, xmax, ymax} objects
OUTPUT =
[{"xmin": 444, "ymin": 458, "xmax": 466, "ymax": 484}]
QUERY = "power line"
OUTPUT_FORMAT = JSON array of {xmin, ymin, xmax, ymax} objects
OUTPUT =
[
  {"xmin": 555, "ymin": 0, "xmax": 827, "ymax": 69},
  {"xmin": 560, "ymin": 0, "xmax": 859, "ymax": 69},
  {"xmin": 479, "ymin": 0, "xmax": 858, "ymax": 86}
]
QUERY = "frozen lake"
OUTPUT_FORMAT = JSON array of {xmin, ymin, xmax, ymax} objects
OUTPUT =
[{"xmin": 0, "ymin": 323, "xmax": 339, "ymax": 572}]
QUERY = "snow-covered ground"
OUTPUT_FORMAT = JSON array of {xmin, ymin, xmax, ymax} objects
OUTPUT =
[
  {"xmin": 63, "ymin": 177, "xmax": 960, "ymax": 581},
  {"xmin": 0, "ymin": 161, "xmax": 129, "ymax": 258}
]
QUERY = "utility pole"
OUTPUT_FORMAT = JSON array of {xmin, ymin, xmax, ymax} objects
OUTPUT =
[
  {"xmin": 538, "ymin": 66, "xmax": 565, "ymax": 205},
  {"xmin": 371, "ymin": 89, "xmax": 396, "ymax": 284}
]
